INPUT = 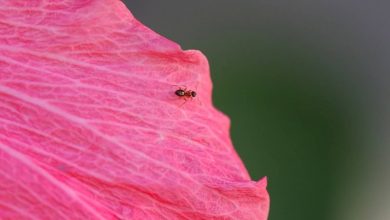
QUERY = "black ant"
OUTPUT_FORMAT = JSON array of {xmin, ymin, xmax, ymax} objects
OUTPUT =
[{"xmin": 174, "ymin": 86, "xmax": 197, "ymax": 106}]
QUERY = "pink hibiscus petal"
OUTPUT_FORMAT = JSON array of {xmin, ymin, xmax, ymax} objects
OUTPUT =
[{"xmin": 0, "ymin": 0, "xmax": 269, "ymax": 219}]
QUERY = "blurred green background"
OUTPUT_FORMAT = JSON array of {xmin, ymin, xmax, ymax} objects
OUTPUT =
[{"xmin": 125, "ymin": 1, "xmax": 390, "ymax": 220}]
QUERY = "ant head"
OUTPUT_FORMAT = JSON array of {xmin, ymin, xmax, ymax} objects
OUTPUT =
[{"xmin": 191, "ymin": 91, "xmax": 197, "ymax": 97}]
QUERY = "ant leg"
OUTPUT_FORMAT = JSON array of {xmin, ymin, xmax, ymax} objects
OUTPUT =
[
  {"xmin": 191, "ymin": 95, "xmax": 203, "ymax": 106},
  {"xmin": 196, "ymin": 97, "xmax": 203, "ymax": 106},
  {"xmin": 179, "ymin": 98, "xmax": 188, "ymax": 107},
  {"xmin": 171, "ymin": 84, "xmax": 187, "ymax": 90}
]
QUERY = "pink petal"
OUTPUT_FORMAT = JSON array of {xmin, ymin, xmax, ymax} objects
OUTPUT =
[{"xmin": 0, "ymin": 0, "xmax": 269, "ymax": 219}]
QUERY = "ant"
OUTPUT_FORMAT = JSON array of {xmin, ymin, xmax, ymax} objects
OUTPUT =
[{"xmin": 174, "ymin": 86, "xmax": 197, "ymax": 106}]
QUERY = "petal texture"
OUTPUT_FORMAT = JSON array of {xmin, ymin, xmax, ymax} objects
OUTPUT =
[{"xmin": 0, "ymin": 0, "xmax": 269, "ymax": 219}]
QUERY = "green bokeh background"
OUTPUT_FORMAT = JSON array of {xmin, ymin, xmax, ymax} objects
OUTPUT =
[
  {"xmin": 125, "ymin": 1, "xmax": 389, "ymax": 219},
  {"xmin": 207, "ymin": 40, "xmax": 353, "ymax": 220}
]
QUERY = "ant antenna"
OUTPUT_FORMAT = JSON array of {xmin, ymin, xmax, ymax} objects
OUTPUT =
[{"xmin": 194, "ymin": 82, "xmax": 203, "ymax": 106}]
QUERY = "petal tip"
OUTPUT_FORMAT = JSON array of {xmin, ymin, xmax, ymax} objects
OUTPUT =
[{"xmin": 256, "ymin": 176, "xmax": 268, "ymax": 188}]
